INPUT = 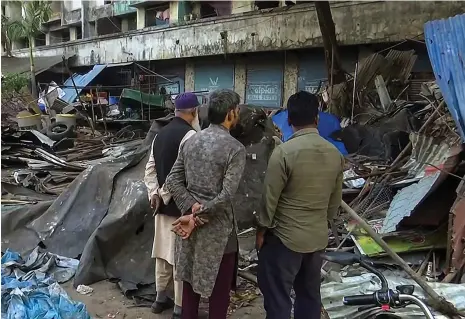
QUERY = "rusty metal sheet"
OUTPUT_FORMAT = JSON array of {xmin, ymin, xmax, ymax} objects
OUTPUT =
[
  {"xmin": 355, "ymin": 49, "xmax": 418, "ymax": 92},
  {"xmin": 384, "ymin": 49, "xmax": 417, "ymax": 83},
  {"xmin": 401, "ymin": 133, "xmax": 460, "ymax": 180},
  {"xmin": 381, "ymin": 143, "xmax": 461, "ymax": 233},
  {"xmin": 451, "ymin": 178, "xmax": 465, "ymax": 270}
]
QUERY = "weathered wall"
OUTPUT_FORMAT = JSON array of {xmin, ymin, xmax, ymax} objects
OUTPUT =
[
  {"xmin": 185, "ymin": 60, "xmax": 195, "ymax": 91},
  {"xmin": 234, "ymin": 57, "xmax": 247, "ymax": 102},
  {"xmin": 13, "ymin": 1, "xmax": 465, "ymax": 66}
]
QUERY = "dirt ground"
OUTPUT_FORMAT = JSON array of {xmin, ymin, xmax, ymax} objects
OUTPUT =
[{"xmin": 63, "ymin": 280, "xmax": 265, "ymax": 319}]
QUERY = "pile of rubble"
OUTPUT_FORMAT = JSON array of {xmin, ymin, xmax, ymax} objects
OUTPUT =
[
  {"xmin": 237, "ymin": 49, "xmax": 465, "ymax": 318},
  {"xmin": 1, "ymin": 43, "xmax": 464, "ymax": 317},
  {"xmin": 1, "ymin": 124, "xmax": 147, "ymax": 202}
]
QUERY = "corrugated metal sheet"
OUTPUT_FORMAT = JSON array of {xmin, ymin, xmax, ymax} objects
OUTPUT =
[
  {"xmin": 381, "ymin": 172, "xmax": 444, "ymax": 234},
  {"xmin": 194, "ymin": 62, "xmax": 234, "ymax": 93},
  {"xmin": 322, "ymin": 272, "xmax": 465, "ymax": 318},
  {"xmin": 384, "ymin": 50, "xmax": 417, "ymax": 83},
  {"xmin": 381, "ymin": 140, "xmax": 461, "ymax": 234},
  {"xmin": 451, "ymin": 178, "xmax": 465, "ymax": 270},
  {"xmin": 355, "ymin": 50, "xmax": 417, "ymax": 91},
  {"xmin": 245, "ymin": 62, "xmax": 283, "ymax": 109},
  {"xmin": 402, "ymin": 133, "xmax": 453, "ymax": 179},
  {"xmin": 424, "ymin": 13, "xmax": 465, "ymax": 141},
  {"xmin": 61, "ymin": 65, "xmax": 107, "ymax": 103}
]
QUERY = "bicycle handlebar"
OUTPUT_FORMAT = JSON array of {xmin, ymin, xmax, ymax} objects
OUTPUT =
[
  {"xmin": 343, "ymin": 294, "xmax": 377, "ymax": 306},
  {"xmin": 343, "ymin": 292, "xmax": 434, "ymax": 319}
]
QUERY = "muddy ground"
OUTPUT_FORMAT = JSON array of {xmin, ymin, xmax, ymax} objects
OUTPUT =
[{"xmin": 63, "ymin": 280, "xmax": 265, "ymax": 319}]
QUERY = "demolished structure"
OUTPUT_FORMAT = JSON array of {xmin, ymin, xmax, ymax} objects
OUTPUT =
[{"xmin": 2, "ymin": 12, "xmax": 465, "ymax": 319}]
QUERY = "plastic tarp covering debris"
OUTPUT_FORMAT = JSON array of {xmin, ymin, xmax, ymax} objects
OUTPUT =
[
  {"xmin": 1, "ymin": 248, "xmax": 90, "ymax": 319},
  {"xmin": 2, "ymin": 109, "xmax": 276, "ymax": 298},
  {"xmin": 425, "ymin": 13, "xmax": 465, "ymax": 142},
  {"xmin": 271, "ymin": 109, "xmax": 348, "ymax": 155},
  {"xmin": 321, "ymin": 271, "xmax": 465, "ymax": 319}
]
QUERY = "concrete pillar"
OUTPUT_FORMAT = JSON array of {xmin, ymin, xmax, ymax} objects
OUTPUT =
[
  {"xmin": 29, "ymin": 38, "xmax": 36, "ymax": 48},
  {"xmin": 69, "ymin": 27, "xmax": 78, "ymax": 41},
  {"xmin": 45, "ymin": 33, "xmax": 52, "ymax": 46},
  {"xmin": 170, "ymin": 1, "xmax": 179, "ymax": 23},
  {"xmin": 191, "ymin": 2, "xmax": 201, "ymax": 20},
  {"xmin": 232, "ymin": 0, "xmax": 255, "ymax": 14},
  {"xmin": 136, "ymin": 7, "xmax": 146, "ymax": 30},
  {"xmin": 283, "ymin": 51, "xmax": 299, "ymax": 106},
  {"xmin": 234, "ymin": 58, "xmax": 247, "ymax": 103},
  {"xmin": 81, "ymin": 1, "xmax": 92, "ymax": 38},
  {"xmin": 185, "ymin": 60, "xmax": 195, "ymax": 92},
  {"xmin": 6, "ymin": 1, "xmax": 23, "ymax": 50},
  {"xmin": 121, "ymin": 18, "xmax": 129, "ymax": 32},
  {"xmin": 170, "ymin": 1, "xmax": 192, "ymax": 24}
]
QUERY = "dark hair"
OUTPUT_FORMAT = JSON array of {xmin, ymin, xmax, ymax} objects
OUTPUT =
[
  {"xmin": 207, "ymin": 89, "xmax": 240, "ymax": 124},
  {"xmin": 287, "ymin": 91, "xmax": 319, "ymax": 127}
]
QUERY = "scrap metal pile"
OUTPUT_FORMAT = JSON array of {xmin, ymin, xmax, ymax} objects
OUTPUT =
[
  {"xmin": 1, "ymin": 124, "xmax": 147, "ymax": 203},
  {"xmin": 237, "ymin": 47, "xmax": 465, "ymax": 317}
]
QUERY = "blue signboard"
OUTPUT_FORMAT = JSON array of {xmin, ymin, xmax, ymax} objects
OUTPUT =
[
  {"xmin": 298, "ymin": 49, "xmax": 357, "ymax": 93},
  {"xmin": 245, "ymin": 63, "xmax": 283, "ymax": 108},
  {"xmin": 194, "ymin": 63, "xmax": 235, "ymax": 93},
  {"xmin": 298, "ymin": 52, "xmax": 327, "ymax": 94},
  {"xmin": 158, "ymin": 76, "xmax": 184, "ymax": 95}
]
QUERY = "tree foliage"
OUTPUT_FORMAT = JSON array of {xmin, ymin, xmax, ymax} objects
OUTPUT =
[
  {"xmin": 3, "ymin": 1, "xmax": 52, "ymax": 98},
  {"xmin": 1, "ymin": 73, "xmax": 29, "ymax": 95},
  {"xmin": 6, "ymin": 1, "xmax": 51, "ymax": 42}
]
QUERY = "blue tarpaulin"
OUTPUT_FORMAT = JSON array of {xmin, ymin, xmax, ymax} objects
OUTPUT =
[
  {"xmin": 1, "ymin": 248, "xmax": 90, "ymax": 319},
  {"xmin": 424, "ymin": 13, "xmax": 465, "ymax": 142},
  {"xmin": 61, "ymin": 64, "xmax": 107, "ymax": 103},
  {"xmin": 272, "ymin": 110, "xmax": 348, "ymax": 155}
]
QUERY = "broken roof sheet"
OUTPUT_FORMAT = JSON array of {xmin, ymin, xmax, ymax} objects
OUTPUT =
[
  {"xmin": 61, "ymin": 64, "xmax": 107, "ymax": 103},
  {"xmin": 381, "ymin": 144, "xmax": 461, "ymax": 234},
  {"xmin": 425, "ymin": 13, "xmax": 465, "ymax": 142},
  {"xmin": 401, "ymin": 133, "xmax": 452, "ymax": 180},
  {"xmin": 1, "ymin": 54, "xmax": 75, "ymax": 75}
]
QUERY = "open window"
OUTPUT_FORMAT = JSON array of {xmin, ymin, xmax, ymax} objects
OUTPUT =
[
  {"xmin": 197, "ymin": 1, "xmax": 231, "ymax": 19},
  {"xmin": 254, "ymin": 1, "xmax": 279, "ymax": 10},
  {"xmin": 145, "ymin": 2, "xmax": 170, "ymax": 27}
]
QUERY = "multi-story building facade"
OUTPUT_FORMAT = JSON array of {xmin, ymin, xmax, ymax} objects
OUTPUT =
[{"xmin": 2, "ymin": 1, "xmax": 464, "ymax": 108}]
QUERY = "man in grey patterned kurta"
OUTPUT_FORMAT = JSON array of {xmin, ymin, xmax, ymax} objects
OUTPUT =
[{"xmin": 165, "ymin": 89, "xmax": 246, "ymax": 319}]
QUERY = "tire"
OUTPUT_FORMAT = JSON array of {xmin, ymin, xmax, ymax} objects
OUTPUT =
[{"xmin": 46, "ymin": 122, "xmax": 75, "ymax": 141}]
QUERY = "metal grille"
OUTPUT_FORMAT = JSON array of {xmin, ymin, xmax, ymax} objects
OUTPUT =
[{"xmin": 356, "ymin": 183, "xmax": 393, "ymax": 216}]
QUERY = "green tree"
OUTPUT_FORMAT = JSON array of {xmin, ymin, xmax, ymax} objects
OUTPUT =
[{"xmin": 7, "ymin": 1, "xmax": 52, "ymax": 98}]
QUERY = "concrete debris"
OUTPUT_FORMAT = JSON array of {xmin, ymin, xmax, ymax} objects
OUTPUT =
[{"xmin": 76, "ymin": 284, "xmax": 94, "ymax": 295}]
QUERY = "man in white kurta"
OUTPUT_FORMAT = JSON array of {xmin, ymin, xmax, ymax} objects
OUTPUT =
[{"xmin": 144, "ymin": 92, "xmax": 200, "ymax": 318}]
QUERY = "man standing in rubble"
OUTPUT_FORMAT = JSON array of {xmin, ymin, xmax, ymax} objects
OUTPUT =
[
  {"xmin": 256, "ymin": 91, "xmax": 343, "ymax": 319},
  {"xmin": 165, "ymin": 89, "xmax": 246, "ymax": 319},
  {"xmin": 144, "ymin": 92, "xmax": 201, "ymax": 319}
]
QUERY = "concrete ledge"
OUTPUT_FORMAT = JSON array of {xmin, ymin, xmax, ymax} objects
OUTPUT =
[{"xmin": 12, "ymin": 1, "xmax": 465, "ymax": 66}]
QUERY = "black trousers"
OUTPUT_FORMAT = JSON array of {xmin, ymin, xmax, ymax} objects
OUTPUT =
[{"xmin": 257, "ymin": 232, "xmax": 322, "ymax": 319}]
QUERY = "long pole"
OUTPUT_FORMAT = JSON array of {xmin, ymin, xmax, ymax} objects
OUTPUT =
[
  {"xmin": 62, "ymin": 56, "xmax": 95, "ymax": 136},
  {"xmin": 340, "ymin": 200, "xmax": 463, "ymax": 317}
]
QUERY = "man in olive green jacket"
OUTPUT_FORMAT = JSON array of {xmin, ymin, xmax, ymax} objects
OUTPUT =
[{"xmin": 256, "ymin": 91, "xmax": 343, "ymax": 319}]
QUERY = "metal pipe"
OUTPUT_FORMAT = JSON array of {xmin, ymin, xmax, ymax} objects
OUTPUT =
[{"xmin": 399, "ymin": 294, "xmax": 435, "ymax": 319}]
